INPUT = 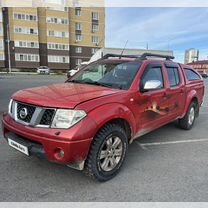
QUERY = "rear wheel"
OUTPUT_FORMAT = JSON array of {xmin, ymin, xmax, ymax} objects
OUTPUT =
[
  {"xmin": 84, "ymin": 123, "xmax": 128, "ymax": 182},
  {"xmin": 178, "ymin": 102, "xmax": 197, "ymax": 130}
]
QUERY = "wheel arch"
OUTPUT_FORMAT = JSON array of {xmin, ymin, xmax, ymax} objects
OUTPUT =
[
  {"xmin": 88, "ymin": 103, "xmax": 136, "ymax": 143},
  {"xmin": 183, "ymin": 90, "xmax": 199, "ymax": 118},
  {"xmin": 97, "ymin": 118, "xmax": 132, "ymax": 142}
]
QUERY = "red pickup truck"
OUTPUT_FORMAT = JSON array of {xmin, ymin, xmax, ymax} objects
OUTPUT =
[{"xmin": 2, "ymin": 53, "xmax": 205, "ymax": 181}]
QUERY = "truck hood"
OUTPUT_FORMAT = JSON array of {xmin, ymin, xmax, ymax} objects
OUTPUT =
[{"xmin": 12, "ymin": 83, "xmax": 121, "ymax": 109}]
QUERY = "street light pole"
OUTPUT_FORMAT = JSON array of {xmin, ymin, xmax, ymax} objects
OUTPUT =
[{"xmin": 7, "ymin": 24, "xmax": 11, "ymax": 73}]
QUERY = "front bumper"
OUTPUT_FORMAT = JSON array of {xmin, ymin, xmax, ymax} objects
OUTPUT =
[
  {"xmin": 5, "ymin": 132, "xmax": 46, "ymax": 160},
  {"xmin": 2, "ymin": 113, "xmax": 97, "ymax": 164}
]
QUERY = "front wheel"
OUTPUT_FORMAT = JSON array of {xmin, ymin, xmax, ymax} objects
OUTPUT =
[
  {"xmin": 84, "ymin": 123, "xmax": 128, "ymax": 182},
  {"xmin": 178, "ymin": 102, "xmax": 197, "ymax": 130}
]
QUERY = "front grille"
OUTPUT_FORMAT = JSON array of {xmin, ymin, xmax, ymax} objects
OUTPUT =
[
  {"xmin": 39, "ymin": 109, "xmax": 55, "ymax": 126},
  {"xmin": 11, "ymin": 101, "xmax": 56, "ymax": 127},
  {"xmin": 17, "ymin": 102, "xmax": 36, "ymax": 123}
]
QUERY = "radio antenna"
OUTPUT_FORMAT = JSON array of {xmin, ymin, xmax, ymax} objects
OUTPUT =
[{"xmin": 120, "ymin": 40, "xmax": 128, "ymax": 58}]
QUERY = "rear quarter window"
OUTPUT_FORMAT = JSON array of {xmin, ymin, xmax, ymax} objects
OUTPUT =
[{"xmin": 185, "ymin": 68, "xmax": 201, "ymax": 81}]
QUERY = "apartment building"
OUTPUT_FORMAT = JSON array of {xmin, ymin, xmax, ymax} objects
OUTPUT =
[
  {"xmin": 3, "ymin": 7, "xmax": 40, "ymax": 69},
  {"xmin": 0, "ymin": 8, "xmax": 5, "ymax": 67},
  {"xmin": 1, "ymin": 6, "xmax": 105, "ymax": 70},
  {"xmin": 69, "ymin": 7, "xmax": 105, "ymax": 68},
  {"xmin": 38, "ymin": 7, "xmax": 70, "ymax": 69}
]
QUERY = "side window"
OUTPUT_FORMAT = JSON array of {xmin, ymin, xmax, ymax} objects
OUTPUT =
[
  {"xmin": 166, "ymin": 67, "xmax": 180, "ymax": 87},
  {"xmin": 141, "ymin": 66, "xmax": 164, "ymax": 90},
  {"xmin": 185, "ymin": 68, "xmax": 201, "ymax": 81}
]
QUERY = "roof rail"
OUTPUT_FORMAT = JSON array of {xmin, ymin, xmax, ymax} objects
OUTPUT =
[
  {"xmin": 100, "ymin": 53, "xmax": 175, "ymax": 61},
  {"xmin": 101, "ymin": 53, "xmax": 139, "ymax": 60},
  {"xmin": 139, "ymin": 53, "xmax": 175, "ymax": 61}
]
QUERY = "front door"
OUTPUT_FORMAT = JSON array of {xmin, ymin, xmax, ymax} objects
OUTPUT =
[{"xmin": 138, "ymin": 63, "xmax": 170, "ymax": 133}]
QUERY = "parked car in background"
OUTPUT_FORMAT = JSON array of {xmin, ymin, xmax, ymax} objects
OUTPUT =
[
  {"xmin": 67, "ymin": 63, "xmax": 87, "ymax": 78},
  {"xmin": 198, "ymin": 70, "xmax": 208, "ymax": 78},
  {"xmin": 37, "ymin": 66, "xmax": 50, "ymax": 75},
  {"xmin": 2, "ymin": 53, "xmax": 205, "ymax": 181}
]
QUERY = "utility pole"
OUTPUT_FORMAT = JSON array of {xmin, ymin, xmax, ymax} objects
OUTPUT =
[{"xmin": 7, "ymin": 24, "xmax": 11, "ymax": 73}]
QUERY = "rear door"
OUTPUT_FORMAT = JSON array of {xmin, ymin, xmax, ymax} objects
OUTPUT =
[{"xmin": 164, "ymin": 62, "xmax": 186, "ymax": 119}]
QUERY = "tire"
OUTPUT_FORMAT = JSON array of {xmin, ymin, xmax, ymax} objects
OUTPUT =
[
  {"xmin": 84, "ymin": 123, "xmax": 128, "ymax": 182},
  {"xmin": 178, "ymin": 102, "xmax": 197, "ymax": 130}
]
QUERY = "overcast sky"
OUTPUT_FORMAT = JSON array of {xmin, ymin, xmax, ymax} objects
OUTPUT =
[{"xmin": 105, "ymin": 7, "xmax": 208, "ymax": 63}]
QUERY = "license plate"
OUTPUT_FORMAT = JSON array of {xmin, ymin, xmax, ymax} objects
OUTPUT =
[{"xmin": 8, "ymin": 138, "xmax": 29, "ymax": 156}]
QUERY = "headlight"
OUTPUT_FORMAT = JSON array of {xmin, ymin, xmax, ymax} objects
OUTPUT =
[{"xmin": 51, "ymin": 109, "xmax": 87, "ymax": 129}]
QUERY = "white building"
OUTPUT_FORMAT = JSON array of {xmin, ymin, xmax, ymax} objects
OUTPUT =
[
  {"xmin": 184, "ymin": 48, "xmax": 199, "ymax": 64},
  {"xmin": 89, "ymin": 47, "xmax": 174, "ymax": 63}
]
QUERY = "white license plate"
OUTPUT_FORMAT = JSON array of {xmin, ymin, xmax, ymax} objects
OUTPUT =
[{"xmin": 8, "ymin": 138, "xmax": 29, "ymax": 156}]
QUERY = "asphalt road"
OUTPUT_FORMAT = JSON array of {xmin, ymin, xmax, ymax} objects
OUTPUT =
[{"xmin": 0, "ymin": 74, "xmax": 208, "ymax": 202}]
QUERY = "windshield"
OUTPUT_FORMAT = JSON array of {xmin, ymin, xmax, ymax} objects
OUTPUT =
[{"xmin": 69, "ymin": 62, "xmax": 142, "ymax": 90}]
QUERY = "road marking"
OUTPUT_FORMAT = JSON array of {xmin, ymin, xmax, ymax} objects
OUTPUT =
[
  {"xmin": 136, "ymin": 138, "xmax": 208, "ymax": 147},
  {"xmin": 135, "ymin": 142, "xmax": 148, "ymax": 150}
]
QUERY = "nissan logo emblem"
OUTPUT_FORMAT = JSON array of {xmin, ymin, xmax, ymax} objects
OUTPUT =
[{"xmin": 19, "ymin": 108, "xmax": 28, "ymax": 119}]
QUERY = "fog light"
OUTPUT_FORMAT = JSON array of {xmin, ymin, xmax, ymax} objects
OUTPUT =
[
  {"xmin": 59, "ymin": 150, "xmax": 65, "ymax": 158},
  {"xmin": 54, "ymin": 148, "xmax": 65, "ymax": 159}
]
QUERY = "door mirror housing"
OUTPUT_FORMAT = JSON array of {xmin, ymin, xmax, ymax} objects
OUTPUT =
[{"xmin": 141, "ymin": 80, "xmax": 162, "ymax": 92}]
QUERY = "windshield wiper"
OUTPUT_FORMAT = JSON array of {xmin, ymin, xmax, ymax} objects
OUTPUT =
[
  {"xmin": 67, "ymin": 80, "xmax": 83, "ymax": 83},
  {"xmin": 68, "ymin": 80, "xmax": 123, "ymax": 89},
  {"xmin": 84, "ymin": 81, "xmax": 113, "ymax": 88},
  {"xmin": 84, "ymin": 81, "xmax": 124, "ymax": 89}
]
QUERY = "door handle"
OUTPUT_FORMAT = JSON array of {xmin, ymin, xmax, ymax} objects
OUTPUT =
[
  {"xmin": 163, "ymin": 92, "xmax": 168, "ymax": 99},
  {"xmin": 180, "ymin": 89, "xmax": 185, "ymax": 94},
  {"xmin": 163, "ymin": 92, "xmax": 171, "ymax": 99}
]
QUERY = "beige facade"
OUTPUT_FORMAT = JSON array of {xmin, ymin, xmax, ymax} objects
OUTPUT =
[
  {"xmin": 1, "ymin": 6, "xmax": 105, "ymax": 70},
  {"xmin": 69, "ymin": 7, "xmax": 105, "ymax": 47}
]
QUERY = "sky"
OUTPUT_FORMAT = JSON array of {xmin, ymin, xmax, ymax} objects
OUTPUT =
[{"xmin": 105, "ymin": 7, "xmax": 208, "ymax": 63}]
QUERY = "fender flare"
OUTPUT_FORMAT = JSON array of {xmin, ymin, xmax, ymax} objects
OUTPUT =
[
  {"xmin": 182, "ymin": 89, "xmax": 198, "ymax": 118},
  {"xmin": 87, "ymin": 103, "xmax": 137, "ymax": 138}
]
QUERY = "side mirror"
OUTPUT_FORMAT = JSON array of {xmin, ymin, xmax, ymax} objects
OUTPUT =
[{"xmin": 141, "ymin": 80, "xmax": 162, "ymax": 92}]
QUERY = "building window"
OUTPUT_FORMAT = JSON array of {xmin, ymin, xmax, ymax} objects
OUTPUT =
[
  {"xmin": 0, "ymin": 25, "xmax": 3, "ymax": 35},
  {"xmin": 14, "ymin": 27, "xmax": 38, "ymax": 35},
  {"xmin": 75, "ymin": 7, "xmax": 81, "ymax": 16},
  {"xmin": 75, "ymin": 35, "xmax": 82, "ymax": 42},
  {"xmin": 15, "ymin": 53, "xmax": 40, "ymax": 62},
  {"xmin": 92, "ymin": 36, "xmax": 99, "ymax": 44},
  {"xmin": 0, "ymin": 53, "xmax": 5, "ymax": 60},
  {"xmin": 0, "ymin": 12, "xmax": 2, "ymax": 22},
  {"xmin": 92, "ymin": 12, "xmax": 99, "ymax": 20},
  {"xmin": 75, "ymin": 22, "xmax": 82, "ymax": 31},
  {"xmin": 0, "ymin": 40, "xmax": 4, "ymax": 49},
  {"xmin": 47, "ymin": 17, "xmax": 68, "ymax": 25},
  {"xmin": 48, "ymin": 55, "xmax": 69, "ymax": 63},
  {"xmin": 92, "ymin": 24, "xmax": 99, "ymax": 32},
  {"xmin": 14, "ymin": 13, "xmax": 37, "ymax": 21},
  {"xmin": 76, "ymin": 58, "xmax": 82, "ymax": 65},
  {"xmin": 48, "ymin": 30, "xmax": 69, "ymax": 38},
  {"xmin": 15, "ymin": 41, "xmax": 39, "ymax": 48},
  {"xmin": 75, "ymin": 47, "xmax": 82, "ymax": 53},
  {"xmin": 92, "ymin": 48, "xmax": 98, "ymax": 54},
  {"xmin": 48, "ymin": 30, "xmax": 54, "ymax": 36},
  {"xmin": 47, "ymin": 43, "xmax": 69, "ymax": 50}
]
